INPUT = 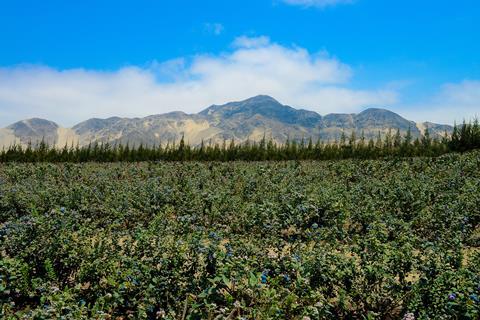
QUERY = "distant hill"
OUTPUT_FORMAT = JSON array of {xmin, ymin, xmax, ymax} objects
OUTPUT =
[{"xmin": 0, "ymin": 95, "xmax": 452, "ymax": 148}]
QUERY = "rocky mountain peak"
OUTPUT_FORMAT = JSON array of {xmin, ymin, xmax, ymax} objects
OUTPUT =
[
  {"xmin": 0, "ymin": 96, "xmax": 453, "ymax": 148},
  {"xmin": 5, "ymin": 118, "xmax": 59, "ymax": 145}
]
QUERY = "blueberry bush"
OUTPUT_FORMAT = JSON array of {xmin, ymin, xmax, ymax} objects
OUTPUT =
[{"xmin": 1, "ymin": 151, "xmax": 479, "ymax": 319}]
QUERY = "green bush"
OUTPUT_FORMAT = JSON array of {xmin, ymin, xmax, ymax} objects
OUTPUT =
[{"xmin": 1, "ymin": 151, "xmax": 479, "ymax": 319}]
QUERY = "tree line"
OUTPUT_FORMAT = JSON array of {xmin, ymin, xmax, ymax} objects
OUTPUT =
[{"xmin": 1, "ymin": 121, "xmax": 479, "ymax": 162}]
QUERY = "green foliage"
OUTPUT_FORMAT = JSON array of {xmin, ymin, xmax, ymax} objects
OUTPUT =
[
  {"xmin": 0, "ymin": 121, "xmax": 479, "ymax": 163},
  {"xmin": 0, "ymin": 152, "xmax": 479, "ymax": 319}
]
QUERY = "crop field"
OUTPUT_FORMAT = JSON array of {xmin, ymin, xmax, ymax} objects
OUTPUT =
[{"xmin": 1, "ymin": 151, "xmax": 480, "ymax": 319}]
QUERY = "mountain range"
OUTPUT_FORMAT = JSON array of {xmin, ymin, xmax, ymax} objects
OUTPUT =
[{"xmin": 0, "ymin": 95, "xmax": 452, "ymax": 148}]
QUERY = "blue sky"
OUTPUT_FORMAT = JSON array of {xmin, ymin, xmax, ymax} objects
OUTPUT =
[{"xmin": 0, "ymin": 0, "xmax": 479, "ymax": 126}]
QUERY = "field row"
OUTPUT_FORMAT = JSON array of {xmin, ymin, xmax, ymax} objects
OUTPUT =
[{"xmin": 1, "ymin": 152, "xmax": 480, "ymax": 319}]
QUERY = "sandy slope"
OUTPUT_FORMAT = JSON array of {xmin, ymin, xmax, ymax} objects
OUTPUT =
[
  {"xmin": 0, "ymin": 128, "xmax": 18, "ymax": 149},
  {"xmin": 56, "ymin": 128, "xmax": 80, "ymax": 147},
  {"xmin": 416, "ymin": 122, "xmax": 426, "ymax": 135}
]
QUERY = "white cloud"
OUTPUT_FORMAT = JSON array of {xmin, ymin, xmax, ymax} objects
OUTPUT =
[
  {"xmin": 0, "ymin": 36, "xmax": 397, "ymax": 127},
  {"xmin": 204, "ymin": 23, "xmax": 224, "ymax": 36},
  {"xmin": 232, "ymin": 36, "xmax": 271, "ymax": 48},
  {"xmin": 399, "ymin": 80, "xmax": 480, "ymax": 125},
  {"xmin": 281, "ymin": 0, "xmax": 353, "ymax": 8}
]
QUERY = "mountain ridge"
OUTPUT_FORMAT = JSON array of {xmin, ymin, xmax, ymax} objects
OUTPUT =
[{"xmin": 0, "ymin": 95, "xmax": 452, "ymax": 148}]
